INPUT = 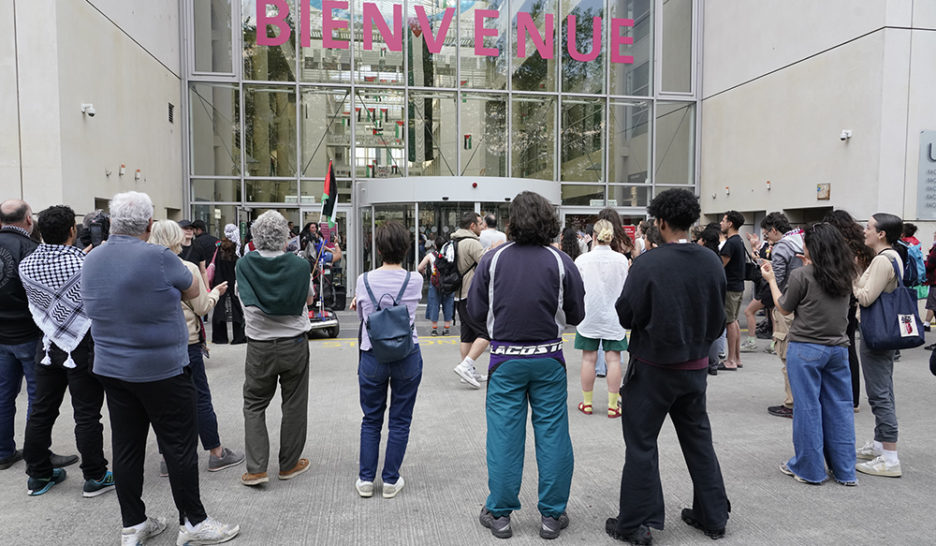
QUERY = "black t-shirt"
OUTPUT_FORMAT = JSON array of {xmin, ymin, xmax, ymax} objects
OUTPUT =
[
  {"xmin": 179, "ymin": 244, "xmax": 199, "ymax": 266},
  {"xmin": 191, "ymin": 233, "xmax": 219, "ymax": 265},
  {"xmin": 720, "ymin": 234, "xmax": 746, "ymax": 292}
]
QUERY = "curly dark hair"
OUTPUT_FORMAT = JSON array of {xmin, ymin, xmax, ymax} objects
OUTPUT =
[
  {"xmin": 760, "ymin": 211, "xmax": 792, "ymax": 235},
  {"xmin": 560, "ymin": 227, "xmax": 580, "ymax": 260},
  {"xmin": 375, "ymin": 221, "xmax": 411, "ymax": 264},
  {"xmin": 823, "ymin": 210, "xmax": 873, "ymax": 271},
  {"xmin": 697, "ymin": 225, "xmax": 721, "ymax": 255},
  {"xmin": 804, "ymin": 223, "xmax": 857, "ymax": 297},
  {"xmin": 723, "ymin": 210, "xmax": 745, "ymax": 231},
  {"xmin": 508, "ymin": 191, "xmax": 559, "ymax": 246},
  {"xmin": 647, "ymin": 189, "xmax": 700, "ymax": 232},
  {"xmin": 597, "ymin": 208, "xmax": 633, "ymax": 254},
  {"xmin": 37, "ymin": 205, "xmax": 75, "ymax": 245}
]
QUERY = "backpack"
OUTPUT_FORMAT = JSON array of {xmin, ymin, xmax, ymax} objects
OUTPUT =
[
  {"xmin": 429, "ymin": 252, "xmax": 441, "ymax": 288},
  {"xmin": 436, "ymin": 237, "xmax": 476, "ymax": 295},
  {"xmin": 362, "ymin": 271, "xmax": 414, "ymax": 363},
  {"xmin": 896, "ymin": 240, "xmax": 925, "ymax": 287}
]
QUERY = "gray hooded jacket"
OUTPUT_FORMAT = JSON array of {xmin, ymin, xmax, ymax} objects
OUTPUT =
[{"xmin": 771, "ymin": 229, "xmax": 804, "ymax": 293}]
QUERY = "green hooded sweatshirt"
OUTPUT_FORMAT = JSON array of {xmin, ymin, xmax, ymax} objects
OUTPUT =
[{"xmin": 235, "ymin": 252, "xmax": 311, "ymax": 316}]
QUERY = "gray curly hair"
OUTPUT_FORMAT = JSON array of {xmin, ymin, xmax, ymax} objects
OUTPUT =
[
  {"xmin": 109, "ymin": 192, "xmax": 154, "ymax": 236},
  {"xmin": 251, "ymin": 210, "xmax": 290, "ymax": 251}
]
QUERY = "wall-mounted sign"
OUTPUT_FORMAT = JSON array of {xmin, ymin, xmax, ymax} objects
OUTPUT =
[
  {"xmin": 917, "ymin": 131, "xmax": 936, "ymax": 220},
  {"xmin": 816, "ymin": 183, "xmax": 830, "ymax": 201},
  {"xmin": 255, "ymin": 0, "xmax": 635, "ymax": 64}
]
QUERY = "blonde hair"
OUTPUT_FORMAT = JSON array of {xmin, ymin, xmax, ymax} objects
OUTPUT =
[
  {"xmin": 593, "ymin": 219, "xmax": 615, "ymax": 244},
  {"xmin": 149, "ymin": 220, "xmax": 185, "ymax": 254}
]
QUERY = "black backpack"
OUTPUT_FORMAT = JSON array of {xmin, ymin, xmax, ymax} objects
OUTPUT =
[{"xmin": 436, "ymin": 237, "xmax": 476, "ymax": 295}]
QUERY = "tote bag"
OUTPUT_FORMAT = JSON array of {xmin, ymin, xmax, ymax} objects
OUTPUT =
[{"xmin": 859, "ymin": 257, "xmax": 925, "ymax": 351}]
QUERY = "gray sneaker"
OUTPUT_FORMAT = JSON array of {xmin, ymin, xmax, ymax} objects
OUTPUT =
[
  {"xmin": 208, "ymin": 448, "xmax": 246, "ymax": 472},
  {"xmin": 479, "ymin": 507, "xmax": 512, "ymax": 539},
  {"xmin": 122, "ymin": 517, "xmax": 167, "ymax": 546},
  {"xmin": 540, "ymin": 513, "xmax": 570, "ymax": 539},
  {"xmin": 176, "ymin": 516, "xmax": 240, "ymax": 545}
]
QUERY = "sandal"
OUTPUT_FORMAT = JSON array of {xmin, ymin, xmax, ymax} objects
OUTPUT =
[
  {"xmin": 608, "ymin": 407, "xmax": 622, "ymax": 419},
  {"xmin": 577, "ymin": 402, "xmax": 593, "ymax": 415}
]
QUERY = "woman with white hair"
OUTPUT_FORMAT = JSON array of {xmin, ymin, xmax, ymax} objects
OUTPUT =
[{"xmin": 149, "ymin": 220, "xmax": 245, "ymax": 477}]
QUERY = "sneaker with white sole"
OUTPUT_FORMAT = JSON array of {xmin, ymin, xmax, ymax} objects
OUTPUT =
[
  {"xmin": 459, "ymin": 370, "xmax": 488, "ymax": 384},
  {"xmin": 454, "ymin": 361, "xmax": 481, "ymax": 388},
  {"xmin": 382, "ymin": 476, "xmax": 405, "ymax": 498},
  {"xmin": 856, "ymin": 456, "xmax": 902, "ymax": 478},
  {"xmin": 176, "ymin": 516, "xmax": 240, "ymax": 545},
  {"xmin": 121, "ymin": 517, "xmax": 167, "ymax": 546},
  {"xmin": 355, "ymin": 478, "xmax": 374, "ymax": 498},
  {"xmin": 83, "ymin": 470, "xmax": 116, "ymax": 498},
  {"xmin": 855, "ymin": 440, "xmax": 882, "ymax": 461},
  {"xmin": 208, "ymin": 448, "xmax": 246, "ymax": 472},
  {"xmin": 479, "ymin": 507, "xmax": 512, "ymax": 539},
  {"xmin": 740, "ymin": 338, "xmax": 759, "ymax": 352}
]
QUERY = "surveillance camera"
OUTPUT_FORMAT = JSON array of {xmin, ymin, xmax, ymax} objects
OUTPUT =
[
  {"xmin": 81, "ymin": 104, "xmax": 96, "ymax": 117},
  {"xmin": 839, "ymin": 129, "xmax": 852, "ymax": 141}
]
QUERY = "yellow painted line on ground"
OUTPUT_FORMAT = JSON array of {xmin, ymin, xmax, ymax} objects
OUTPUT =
[{"xmin": 310, "ymin": 333, "xmax": 578, "ymax": 348}]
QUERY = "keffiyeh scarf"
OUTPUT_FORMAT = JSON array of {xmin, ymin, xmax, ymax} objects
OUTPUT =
[
  {"xmin": 18, "ymin": 244, "xmax": 90, "ymax": 368},
  {"xmin": 224, "ymin": 223, "xmax": 242, "ymax": 257}
]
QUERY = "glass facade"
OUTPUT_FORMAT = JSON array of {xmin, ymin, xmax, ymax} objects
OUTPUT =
[{"xmin": 185, "ymin": 0, "xmax": 699, "ymax": 292}]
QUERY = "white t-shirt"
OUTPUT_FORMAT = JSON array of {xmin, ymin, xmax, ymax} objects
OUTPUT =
[
  {"xmin": 574, "ymin": 245, "xmax": 630, "ymax": 341},
  {"xmin": 479, "ymin": 228, "xmax": 507, "ymax": 250}
]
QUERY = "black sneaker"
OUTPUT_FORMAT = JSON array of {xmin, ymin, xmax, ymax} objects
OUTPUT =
[
  {"xmin": 539, "ymin": 513, "xmax": 569, "ymax": 539},
  {"xmin": 605, "ymin": 518, "xmax": 652, "ymax": 545},
  {"xmin": 767, "ymin": 405, "xmax": 793, "ymax": 419},
  {"xmin": 83, "ymin": 470, "xmax": 116, "ymax": 498},
  {"xmin": 27, "ymin": 468, "xmax": 67, "ymax": 496},
  {"xmin": 479, "ymin": 507, "xmax": 512, "ymax": 539},
  {"xmin": 49, "ymin": 452, "xmax": 79, "ymax": 468},
  {"xmin": 431, "ymin": 329, "xmax": 439, "ymax": 336},
  {"xmin": 680, "ymin": 508, "xmax": 726, "ymax": 540},
  {"xmin": 925, "ymin": 343, "xmax": 936, "ymax": 351},
  {"xmin": 925, "ymin": 324, "xmax": 932, "ymax": 332},
  {"xmin": 0, "ymin": 449, "xmax": 23, "ymax": 470}
]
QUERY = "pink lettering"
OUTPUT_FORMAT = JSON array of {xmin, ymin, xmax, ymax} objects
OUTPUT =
[
  {"xmin": 257, "ymin": 0, "xmax": 291, "ymax": 47},
  {"xmin": 474, "ymin": 10, "xmax": 500, "ymax": 56},
  {"xmin": 323, "ymin": 0, "xmax": 350, "ymax": 49},
  {"xmin": 610, "ymin": 18, "xmax": 634, "ymax": 64},
  {"xmin": 516, "ymin": 12, "xmax": 553, "ymax": 59},
  {"xmin": 300, "ymin": 0, "xmax": 310, "ymax": 46},
  {"xmin": 363, "ymin": 3, "xmax": 403, "ymax": 51},
  {"xmin": 415, "ymin": 6, "xmax": 455, "ymax": 54},
  {"xmin": 566, "ymin": 15, "xmax": 601, "ymax": 62}
]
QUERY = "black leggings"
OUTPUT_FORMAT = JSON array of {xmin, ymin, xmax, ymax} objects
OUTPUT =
[{"xmin": 846, "ymin": 303, "xmax": 860, "ymax": 407}]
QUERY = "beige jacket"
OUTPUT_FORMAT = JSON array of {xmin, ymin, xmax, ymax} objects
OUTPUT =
[
  {"xmin": 451, "ymin": 228, "xmax": 483, "ymax": 300},
  {"xmin": 854, "ymin": 249, "xmax": 901, "ymax": 307},
  {"xmin": 181, "ymin": 260, "xmax": 221, "ymax": 345}
]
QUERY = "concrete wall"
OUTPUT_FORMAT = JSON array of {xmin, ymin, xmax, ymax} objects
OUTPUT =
[
  {"xmin": 0, "ymin": 1, "xmax": 23, "ymax": 201},
  {"xmin": 85, "ymin": 0, "xmax": 181, "ymax": 77}
]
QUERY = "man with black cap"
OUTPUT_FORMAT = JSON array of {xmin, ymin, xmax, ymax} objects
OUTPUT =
[{"xmin": 177, "ymin": 220, "xmax": 198, "ymax": 266}]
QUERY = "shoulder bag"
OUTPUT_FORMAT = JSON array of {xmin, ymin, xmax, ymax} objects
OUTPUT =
[{"xmin": 859, "ymin": 257, "xmax": 925, "ymax": 351}]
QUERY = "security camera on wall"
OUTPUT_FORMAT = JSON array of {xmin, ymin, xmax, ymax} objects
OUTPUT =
[
  {"xmin": 81, "ymin": 103, "xmax": 96, "ymax": 117},
  {"xmin": 840, "ymin": 129, "xmax": 852, "ymax": 141}
]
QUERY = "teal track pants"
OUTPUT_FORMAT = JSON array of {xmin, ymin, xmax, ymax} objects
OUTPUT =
[{"xmin": 485, "ymin": 357, "xmax": 573, "ymax": 518}]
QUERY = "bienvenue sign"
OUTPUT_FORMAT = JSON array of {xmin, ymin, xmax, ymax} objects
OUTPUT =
[{"xmin": 255, "ymin": 0, "xmax": 636, "ymax": 63}]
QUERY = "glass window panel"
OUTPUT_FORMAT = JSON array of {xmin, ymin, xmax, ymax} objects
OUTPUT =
[
  {"xmin": 300, "ymin": 0, "xmax": 351, "ymax": 82},
  {"xmin": 192, "ymin": 179, "xmax": 242, "ymax": 202},
  {"xmin": 655, "ymin": 101, "xmax": 695, "ymax": 184},
  {"xmin": 561, "ymin": 0, "xmax": 604, "ymax": 94},
  {"xmin": 243, "ymin": 0, "xmax": 297, "ymax": 81},
  {"xmin": 353, "ymin": 0, "xmax": 405, "ymax": 85},
  {"xmin": 661, "ymin": 0, "xmax": 692, "ymax": 93},
  {"xmin": 608, "ymin": 184, "xmax": 650, "ymax": 207},
  {"xmin": 246, "ymin": 179, "xmax": 299, "ymax": 202},
  {"xmin": 360, "ymin": 206, "xmax": 374, "ymax": 271},
  {"xmin": 245, "ymin": 85, "xmax": 297, "ymax": 177},
  {"xmin": 561, "ymin": 184, "xmax": 605, "ymax": 206},
  {"xmin": 408, "ymin": 92, "xmax": 457, "ymax": 176},
  {"xmin": 354, "ymin": 89, "xmax": 405, "ymax": 177},
  {"xmin": 299, "ymin": 178, "xmax": 350, "ymax": 203},
  {"xmin": 609, "ymin": 0, "xmax": 651, "ymax": 96},
  {"xmin": 300, "ymin": 87, "xmax": 352, "ymax": 177},
  {"xmin": 560, "ymin": 98, "xmax": 604, "ymax": 182},
  {"xmin": 460, "ymin": 93, "xmax": 507, "ymax": 177},
  {"xmin": 608, "ymin": 99, "xmax": 650, "ymax": 184},
  {"xmin": 409, "ymin": 0, "xmax": 459, "ymax": 87},
  {"xmin": 458, "ymin": 0, "xmax": 507, "ymax": 89},
  {"xmin": 480, "ymin": 202, "xmax": 511, "ymax": 231},
  {"xmin": 373, "ymin": 204, "xmax": 416, "ymax": 269},
  {"xmin": 512, "ymin": 95, "xmax": 555, "ymax": 179},
  {"xmin": 190, "ymin": 83, "xmax": 240, "ymax": 176},
  {"xmin": 194, "ymin": 0, "xmax": 234, "ymax": 73},
  {"xmin": 511, "ymin": 0, "xmax": 558, "ymax": 91},
  {"xmin": 192, "ymin": 204, "xmax": 240, "ymax": 239}
]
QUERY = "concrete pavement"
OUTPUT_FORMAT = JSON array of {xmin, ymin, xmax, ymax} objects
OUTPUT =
[{"xmin": 1, "ymin": 311, "xmax": 935, "ymax": 544}]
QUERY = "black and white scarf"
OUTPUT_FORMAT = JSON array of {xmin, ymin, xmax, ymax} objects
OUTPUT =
[{"xmin": 18, "ymin": 244, "xmax": 89, "ymax": 368}]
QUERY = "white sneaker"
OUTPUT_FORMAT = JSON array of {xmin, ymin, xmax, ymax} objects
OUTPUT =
[
  {"xmin": 356, "ymin": 478, "xmax": 374, "ymax": 498},
  {"xmin": 740, "ymin": 339, "xmax": 759, "ymax": 352},
  {"xmin": 454, "ymin": 361, "xmax": 481, "ymax": 389},
  {"xmin": 176, "ymin": 516, "xmax": 240, "ymax": 545},
  {"xmin": 121, "ymin": 517, "xmax": 167, "ymax": 546},
  {"xmin": 459, "ymin": 371, "xmax": 488, "ymax": 384},
  {"xmin": 855, "ymin": 440, "xmax": 882, "ymax": 461},
  {"xmin": 856, "ymin": 455, "xmax": 902, "ymax": 478},
  {"xmin": 383, "ymin": 476, "xmax": 405, "ymax": 498}
]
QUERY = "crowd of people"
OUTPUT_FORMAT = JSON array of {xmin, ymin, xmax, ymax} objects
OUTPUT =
[{"xmin": 0, "ymin": 187, "xmax": 931, "ymax": 544}]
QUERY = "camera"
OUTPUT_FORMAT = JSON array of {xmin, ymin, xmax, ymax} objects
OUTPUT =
[
  {"xmin": 81, "ymin": 103, "xmax": 96, "ymax": 117},
  {"xmin": 839, "ymin": 129, "xmax": 852, "ymax": 141},
  {"xmin": 77, "ymin": 210, "xmax": 110, "ymax": 248}
]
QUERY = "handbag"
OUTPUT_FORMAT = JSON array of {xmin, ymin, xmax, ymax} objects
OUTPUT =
[
  {"xmin": 362, "ymin": 271, "xmax": 414, "ymax": 363},
  {"xmin": 205, "ymin": 245, "xmax": 219, "ymax": 286},
  {"xmin": 744, "ymin": 249, "xmax": 762, "ymax": 282},
  {"xmin": 859, "ymin": 257, "xmax": 925, "ymax": 351}
]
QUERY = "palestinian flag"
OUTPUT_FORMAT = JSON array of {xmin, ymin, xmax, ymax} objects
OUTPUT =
[{"xmin": 320, "ymin": 161, "xmax": 337, "ymax": 228}]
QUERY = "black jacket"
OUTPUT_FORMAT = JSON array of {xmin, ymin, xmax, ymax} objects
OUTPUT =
[
  {"xmin": 616, "ymin": 243, "xmax": 726, "ymax": 365},
  {"xmin": 0, "ymin": 227, "xmax": 42, "ymax": 344}
]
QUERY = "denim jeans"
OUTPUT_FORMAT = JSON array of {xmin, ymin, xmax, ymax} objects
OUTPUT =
[
  {"xmin": 187, "ymin": 344, "xmax": 221, "ymax": 451},
  {"xmin": 0, "ymin": 338, "xmax": 39, "ymax": 458},
  {"xmin": 785, "ymin": 342, "xmax": 855, "ymax": 484},
  {"xmin": 358, "ymin": 347, "xmax": 422, "ymax": 483},
  {"xmin": 425, "ymin": 285, "xmax": 454, "ymax": 324}
]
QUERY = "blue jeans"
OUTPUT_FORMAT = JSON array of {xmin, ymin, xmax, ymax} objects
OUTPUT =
[
  {"xmin": 785, "ymin": 342, "xmax": 856, "ymax": 484},
  {"xmin": 425, "ymin": 285, "xmax": 454, "ymax": 324},
  {"xmin": 485, "ymin": 358, "xmax": 573, "ymax": 518},
  {"xmin": 358, "ymin": 347, "xmax": 422, "ymax": 483},
  {"xmin": 187, "ymin": 344, "xmax": 221, "ymax": 451},
  {"xmin": 0, "ymin": 338, "xmax": 39, "ymax": 458}
]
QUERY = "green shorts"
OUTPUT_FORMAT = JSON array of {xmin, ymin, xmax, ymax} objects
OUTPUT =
[
  {"xmin": 725, "ymin": 290, "xmax": 743, "ymax": 323},
  {"xmin": 574, "ymin": 332, "xmax": 628, "ymax": 352}
]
